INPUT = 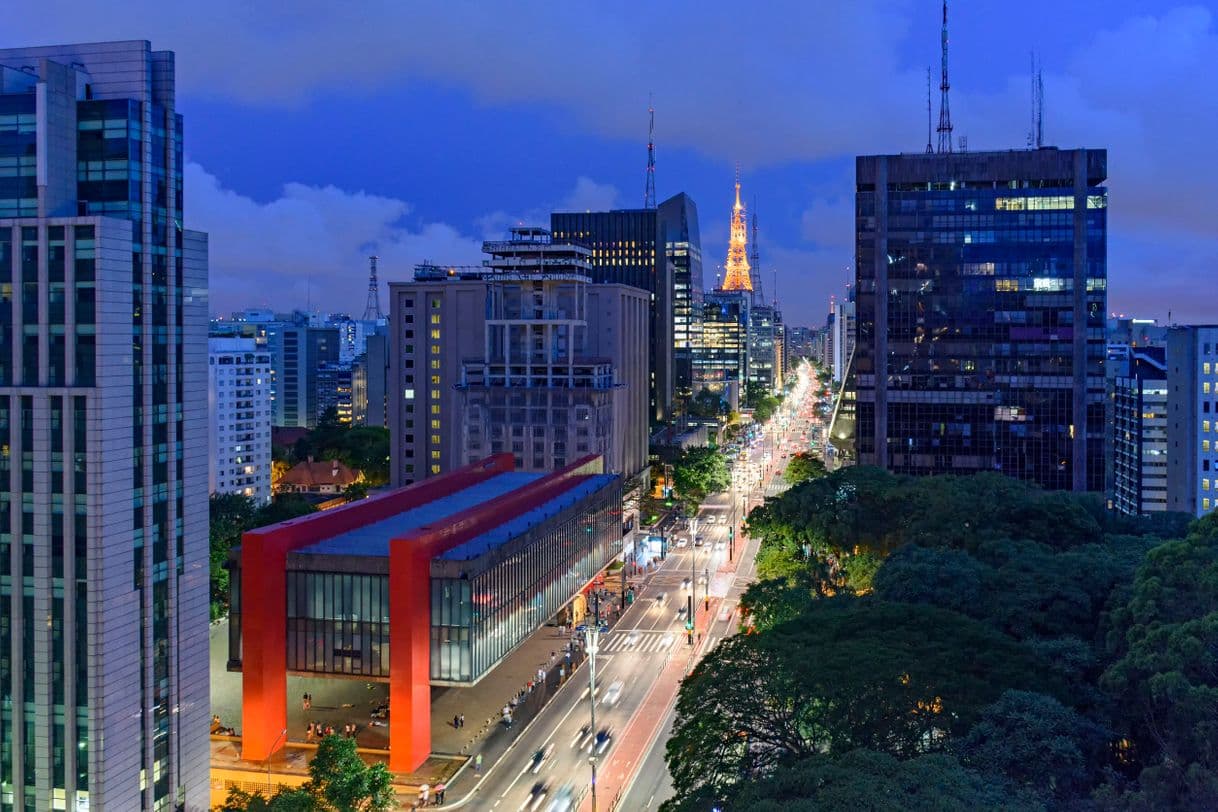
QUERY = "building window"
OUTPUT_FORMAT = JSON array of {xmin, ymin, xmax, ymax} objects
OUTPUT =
[
  {"xmin": 430, "ymin": 419, "xmax": 440, "ymax": 430},
  {"xmin": 431, "ymin": 314, "xmax": 441, "ymax": 325},
  {"xmin": 430, "ymin": 329, "xmax": 441, "ymax": 340},
  {"xmin": 430, "ymin": 464, "xmax": 440, "ymax": 474},
  {"xmin": 431, "ymin": 359, "xmax": 441, "ymax": 370},
  {"xmin": 431, "ymin": 450, "xmax": 441, "ymax": 460},
  {"xmin": 404, "ymin": 388, "xmax": 415, "ymax": 400},
  {"xmin": 431, "ymin": 375, "xmax": 441, "ymax": 385}
]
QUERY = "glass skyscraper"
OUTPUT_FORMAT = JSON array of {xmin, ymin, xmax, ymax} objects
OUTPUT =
[
  {"xmin": 657, "ymin": 193, "xmax": 702, "ymax": 404},
  {"xmin": 847, "ymin": 148, "xmax": 1107, "ymax": 491},
  {"xmin": 0, "ymin": 42, "xmax": 209, "ymax": 809}
]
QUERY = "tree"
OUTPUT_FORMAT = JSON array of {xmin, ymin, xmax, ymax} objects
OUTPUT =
[
  {"xmin": 662, "ymin": 749, "xmax": 1042, "ymax": 812},
  {"xmin": 687, "ymin": 388, "xmax": 725, "ymax": 420},
  {"xmin": 210, "ymin": 493, "xmax": 256, "ymax": 619},
  {"xmin": 221, "ymin": 786, "xmax": 316, "ymax": 811},
  {"xmin": 738, "ymin": 578, "xmax": 816, "ymax": 632},
  {"xmin": 1100, "ymin": 516, "xmax": 1218, "ymax": 804},
  {"xmin": 956, "ymin": 690, "xmax": 1108, "ymax": 803},
  {"xmin": 665, "ymin": 598, "xmax": 1062, "ymax": 802},
  {"xmin": 254, "ymin": 495, "xmax": 318, "ymax": 528},
  {"xmin": 670, "ymin": 446, "xmax": 730, "ymax": 502},
  {"xmin": 305, "ymin": 734, "xmax": 394, "ymax": 812},
  {"xmin": 783, "ymin": 452, "xmax": 826, "ymax": 485}
]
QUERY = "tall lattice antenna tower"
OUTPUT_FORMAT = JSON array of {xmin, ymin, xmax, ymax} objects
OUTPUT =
[
  {"xmin": 644, "ymin": 94, "xmax": 657, "ymax": 209},
  {"xmin": 750, "ymin": 199, "xmax": 763, "ymax": 301},
  {"xmin": 936, "ymin": 0, "xmax": 953, "ymax": 153},
  {"xmin": 1035, "ymin": 62, "xmax": 1044, "ymax": 148},
  {"xmin": 363, "ymin": 255, "xmax": 384, "ymax": 320},
  {"xmin": 926, "ymin": 66, "xmax": 934, "ymax": 153}
]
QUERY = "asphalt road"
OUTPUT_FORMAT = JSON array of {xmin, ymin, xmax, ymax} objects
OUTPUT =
[{"xmin": 454, "ymin": 364, "xmax": 825, "ymax": 812}]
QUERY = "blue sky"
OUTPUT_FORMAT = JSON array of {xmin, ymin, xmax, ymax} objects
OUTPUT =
[{"xmin": 10, "ymin": 0, "xmax": 1218, "ymax": 326}]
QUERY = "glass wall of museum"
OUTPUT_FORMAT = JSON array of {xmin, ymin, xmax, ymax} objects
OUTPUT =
[{"xmin": 430, "ymin": 483, "xmax": 623, "ymax": 682}]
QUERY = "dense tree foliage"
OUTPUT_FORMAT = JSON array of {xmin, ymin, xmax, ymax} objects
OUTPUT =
[
  {"xmin": 686, "ymin": 388, "xmax": 726, "ymax": 420},
  {"xmin": 670, "ymin": 446, "xmax": 731, "ymax": 503},
  {"xmin": 287, "ymin": 408, "xmax": 390, "ymax": 486},
  {"xmin": 221, "ymin": 735, "xmax": 394, "ymax": 811},
  {"xmin": 783, "ymin": 452, "xmax": 827, "ymax": 485},
  {"xmin": 665, "ymin": 466, "xmax": 1218, "ymax": 810}
]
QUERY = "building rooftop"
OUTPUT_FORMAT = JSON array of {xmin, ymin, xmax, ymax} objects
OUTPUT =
[
  {"xmin": 280, "ymin": 459, "xmax": 362, "ymax": 490},
  {"xmin": 440, "ymin": 474, "xmax": 616, "ymax": 561},
  {"xmin": 296, "ymin": 472, "xmax": 542, "ymax": 558}
]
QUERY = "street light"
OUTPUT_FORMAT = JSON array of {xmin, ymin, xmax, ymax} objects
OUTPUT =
[
  {"xmin": 586, "ymin": 593, "xmax": 601, "ymax": 812},
  {"xmin": 267, "ymin": 727, "xmax": 287, "ymax": 792}
]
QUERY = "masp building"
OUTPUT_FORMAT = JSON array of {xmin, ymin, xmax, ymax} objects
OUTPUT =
[{"xmin": 229, "ymin": 454, "xmax": 622, "ymax": 772}]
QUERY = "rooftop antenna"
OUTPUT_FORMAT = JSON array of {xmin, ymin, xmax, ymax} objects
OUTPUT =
[
  {"xmin": 1027, "ymin": 52, "xmax": 1036, "ymax": 147},
  {"xmin": 750, "ymin": 199, "xmax": 763, "ymax": 302},
  {"xmin": 926, "ymin": 66, "xmax": 934, "ymax": 154},
  {"xmin": 772, "ymin": 269, "xmax": 778, "ymax": 309},
  {"xmin": 644, "ymin": 93, "xmax": 657, "ymax": 209},
  {"xmin": 936, "ymin": 0, "xmax": 953, "ymax": 153},
  {"xmin": 363, "ymin": 255, "xmax": 384, "ymax": 320},
  {"xmin": 1035, "ymin": 61, "xmax": 1044, "ymax": 148}
]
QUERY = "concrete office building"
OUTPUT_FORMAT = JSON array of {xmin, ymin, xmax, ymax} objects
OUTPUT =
[
  {"xmin": 831, "ymin": 298, "xmax": 855, "ymax": 384},
  {"xmin": 748, "ymin": 303, "xmax": 784, "ymax": 394},
  {"xmin": 657, "ymin": 194, "xmax": 703, "ymax": 404},
  {"xmin": 315, "ymin": 362, "xmax": 353, "ymax": 424},
  {"xmin": 551, "ymin": 208, "xmax": 673, "ymax": 422},
  {"xmin": 1112, "ymin": 347, "xmax": 1167, "ymax": 516},
  {"xmin": 352, "ymin": 327, "xmax": 389, "ymax": 427},
  {"xmin": 0, "ymin": 41, "xmax": 210, "ymax": 810},
  {"xmin": 1166, "ymin": 326, "xmax": 1218, "ymax": 516},
  {"xmin": 266, "ymin": 320, "xmax": 339, "ymax": 428},
  {"xmin": 209, "ymin": 337, "xmax": 273, "ymax": 505},
  {"xmin": 844, "ymin": 148, "xmax": 1108, "ymax": 491},
  {"xmin": 694, "ymin": 290, "xmax": 750, "ymax": 410},
  {"xmin": 389, "ymin": 228, "xmax": 649, "ymax": 488}
]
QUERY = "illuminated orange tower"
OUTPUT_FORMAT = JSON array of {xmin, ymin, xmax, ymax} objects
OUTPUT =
[{"xmin": 721, "ymin": 167, "xmax": 753, "ymax": 291}]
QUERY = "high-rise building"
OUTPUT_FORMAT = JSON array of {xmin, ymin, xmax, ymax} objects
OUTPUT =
[
  {"xmin": 845, "ymin": 148, "xmax": 1108, "ymax": 491},
  {"xmin": 265, "ymin": 319, "xmax": 339, "ymax": 428},
  {"xmin": 352, "ymin": 327, "xmax": 389, "ymax": 427},
  {"xmin": 389, "ymin": 228, "xmax": 649, "ymax": 487},
  {"xmin": 695, "ymin": 290, "xmax": 750, "ymax": 410},
  {"xmin": 1166, "ymin": 326, "xmax": 1218, "ymax": 516},
  {"xmin": 0, "ymin": 41, "xmax": 209, "ymax": 809},
  {"xmin": 657, "ymin": 193, "xmax": 702, "ymax": 405},
  {"xmin": 831, "ymin": 297, "xmax": 856, "ymax": 383},
  {"xmin": 551, "ymin": 208, "xmax": 673, "ymax": 421},
  {"xmin": 209, "ymin": 337, "xmax": 273, "ymax": 505},
  {"xmin": 747, "ymin": 303, "xmax": 783, "ymax": 394},
  {"xmin": 1111, "ymin": 346, "xmax": 1167, "ymax": 516},
  {"xmin": 315, "ymin": 362, "xmax": 353, "ymax": 424}
]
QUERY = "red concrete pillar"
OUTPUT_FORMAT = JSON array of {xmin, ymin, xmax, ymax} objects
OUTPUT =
[
  {"xmin": 240, "ymin": 540, "xmax": 288, "ymax": 762},
  {"xmin": 389, "ymin": 539, "xmax": 433, "ymax": 772}
]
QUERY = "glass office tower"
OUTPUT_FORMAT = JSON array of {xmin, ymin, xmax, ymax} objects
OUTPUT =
[
  {"xmin": 850, "ymin": 148, "xmax": 1107, "ymax": 491},
  {"xmin": 658, "ymin": 194, "xmax": 703, "ymax": 404},
  {"xmin": 0, "ymin": 42, "xmax": 209, "ymax": 810}
]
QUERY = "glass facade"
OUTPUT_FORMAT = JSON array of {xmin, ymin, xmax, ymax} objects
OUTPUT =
[
  {"xmin": 695, "ymin": 292, "xmax": 749, "ymax": 388},
  {"xmin": 658, "ymin": 194, "xmax": 703, "ymax": 403},
  {"xmin": 431, "ymin": 477, "xmax": 621, "ymax": 683},
  {"xmin": 851, "ymin": 149, "xmax": 1107, "ymax": 491}
]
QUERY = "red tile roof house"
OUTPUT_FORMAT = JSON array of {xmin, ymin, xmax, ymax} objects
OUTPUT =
[{"xmin": 278, "ymin": 458, "xmax": 362, "ymax": 495}]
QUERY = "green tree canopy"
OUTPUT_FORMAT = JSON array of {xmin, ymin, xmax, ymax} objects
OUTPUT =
[
  {"xmin": 783, "ymin": 452, "xmax": 827, "ymax": 485},
  {"xmin": 663, "ymin": 749, "xmax": 1042, "ymax": 812},
  {"xmin": 220, "ymin": 735, "xmax": 392, "ymax": 810},
  {"xmin": 670, "ymin": 446, "xmax": 731, "ymax": 502},
  {"xmin": 209, "ymin": 493, "xmax": 256, "ymax": 619},
  {"xmin": 665, "ymin": 598, "xmax": 1062, "ymax": 802}
]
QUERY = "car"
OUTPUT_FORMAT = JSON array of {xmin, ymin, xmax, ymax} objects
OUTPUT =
[
  {"xmin": 530, "ymin": 743, "xmax": 555, "ymax": 774},
  {"xmin": 676, "ymin": 605, "xmax": 689, "ymax": 621},
  {"xmin": 654, "ymin": 592, "xmax": 667, "ymax": 606},
  {"xmin": 546, "ymin": 786, "xmax": 575, "ymax": 812},
  {"xmin": 681, "ymin": 577, "xmax": 691, "ymax": 591},
  {"xmin": 714, "ymin": 541, "xmax": 726, "ymax": 552},
  {"xmin": 718, "ymin": 603, "xmax": 734, "ymax": 622},
  {"xmin": 626, "ymin": 629, "xmax": 640, "ymax": 647},
  {"xmin": 674, "ymin": 536, "xmax": 689, "ymax": 548},
  {"xmin": 659, "ymin": 633, "xmax": 675, "ymax": 649},
  {"xmin": 693, "ymin": 535, "xmax": 705, "ymax": 547},
  {"xmin": 602, "ymin": 681, "xmax": 624, "ymax": 705}
]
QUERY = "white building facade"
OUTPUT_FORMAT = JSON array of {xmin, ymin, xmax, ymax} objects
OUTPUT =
[{"xmin": 209, "ymin": 337, "xmax": 272, "ymax": 505}]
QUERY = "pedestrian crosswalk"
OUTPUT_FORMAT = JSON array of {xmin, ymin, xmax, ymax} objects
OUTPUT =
[{"xmin": 597, "ymin": 629, "xmax": 681, "ymax": 654}]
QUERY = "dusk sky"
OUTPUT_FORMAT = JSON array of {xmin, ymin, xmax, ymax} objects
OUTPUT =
[{"xmin": 10, "ymin": 1, "xmax": 1218, "ymax": 326}]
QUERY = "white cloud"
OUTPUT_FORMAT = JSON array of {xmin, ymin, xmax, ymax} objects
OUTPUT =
[
  {"xmin": 560, "ymin": 177, "xmax": 620, "ymax": 212},
  {"xmin": 186, "ymin": 162, "xmax": 484, "ymax": 315}
]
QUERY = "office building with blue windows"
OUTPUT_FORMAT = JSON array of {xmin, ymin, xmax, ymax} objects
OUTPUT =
[{"xmin": 844, "ymin": 148, "xmax": 1107, "ymax": 491}]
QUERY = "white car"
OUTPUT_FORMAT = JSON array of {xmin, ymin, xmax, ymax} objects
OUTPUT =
[
  {"xmin": 626, "ymin": 629, "xmax": 641, "ymax": 647},
  {"xmin": 659, "ymin": 633, "xmax": 675, "ymax": 649},
  {"xmin": 674, "ymin": 536, "xmax": 689, "ymax": 548},
  {"xmin": 681, "ymin": 578, "xmax": 692, "ymax": 591},
  {"xmin": 714, "ymin": 541, "xmax": 727, "ymax": 552},
  {"xmin": 602, "ymin": 681, "xmax": 624, "ymax": 705}
]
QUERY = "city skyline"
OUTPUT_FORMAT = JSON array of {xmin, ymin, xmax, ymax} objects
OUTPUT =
[{"xmin": 8, "ymin": 1, "xmax": 1218, "ymax": 326}]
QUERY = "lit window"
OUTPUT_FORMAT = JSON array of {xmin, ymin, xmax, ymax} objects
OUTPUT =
[
  {"xmin": 403, "ymin": 389, "xmax": 415, "ymax": 400},
  {"xmin": 1206, "ymin": 363, "xmax": 1213, "ymax": 375},
  {"xmin": 1205, "ymin": 440, "xmax": 1212, "ymax": 452},
  {"xmin": 431, "ymin": 360, "xmax": 441, "ymax": 370},
  {"xmin": 431, "ymin": 434, "xmax": 441, "ymax": 445},
  {"xmin": 430, "ymin": 329, "xmax": 441, "ymax": 340},
  {"xmin": 430, "ymin": 389, "xmax": 440, "ymax": 399},
  {"xmin": 431, "ymin": 314, "xmax": 441, "ymax": 325},
  {"xmin": 431, "ymin": 375, "xmax": 440, "ymax": 385},
  {"xmin": 1205, "ymin": 421, "xmax": 1212, "ymax": 433},
  {"xmin": 430, "ymin": 419, "xmax": 440, "ymax": 430},
  {"xmin": 1206, "ymin": 498, "xmax": 1212, "ymax": 511},
  {"xmin": 431, "ymin": 345, "xmax": 440, "ymax": 355},
  {"xmin": 431, "ymin": 450, "xmax": 441, "ymax": 460},
  {"xmin": 430, "ymin": 464, "xmax": 441, "ymax": 474},
  {"xmin": 431, "ymin": 405, "xmax": 440, "ymax": 415},
  {"xmin": 1204, "ymin": 479, "xmax": 1212, "ymax": 491},
  {"xmin": 431, "ymin": 299, "xmax": 440, "ymax": 309}
]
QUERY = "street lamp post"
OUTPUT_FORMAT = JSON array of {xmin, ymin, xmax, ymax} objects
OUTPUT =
[
  {"xmin": 266, "ymin": 726, "xmax": 287, "ymax": 792},
  {"xmin": 587, "ymin": 592, "xmax": 601, "ymax": 812}
]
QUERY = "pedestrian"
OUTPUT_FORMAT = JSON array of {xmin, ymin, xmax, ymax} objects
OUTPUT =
[
  {"xmin": 302, "ymin": 693, "xmax": 309, "ymax": 711},
  {"xmin": 458, "ymin": 713, "xmax": 465, "ymax": 729},
  {"xmin": 453, "ymin": 714, "xmax": 460, "ymax": 729},
  {"xmin": 434, "ymin": 781, "xmax": 446, "ymax": 805},
  {"xmin": 475, "ymin": 753, "xmax": 483, "ymax": 774},
  {"xmin": 419, "ymin": 783, "xmax": 429, "ymax": 806},
  {"xmin": 306, "ymin": 722, "xmax": 314, "ymax": 743}
]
